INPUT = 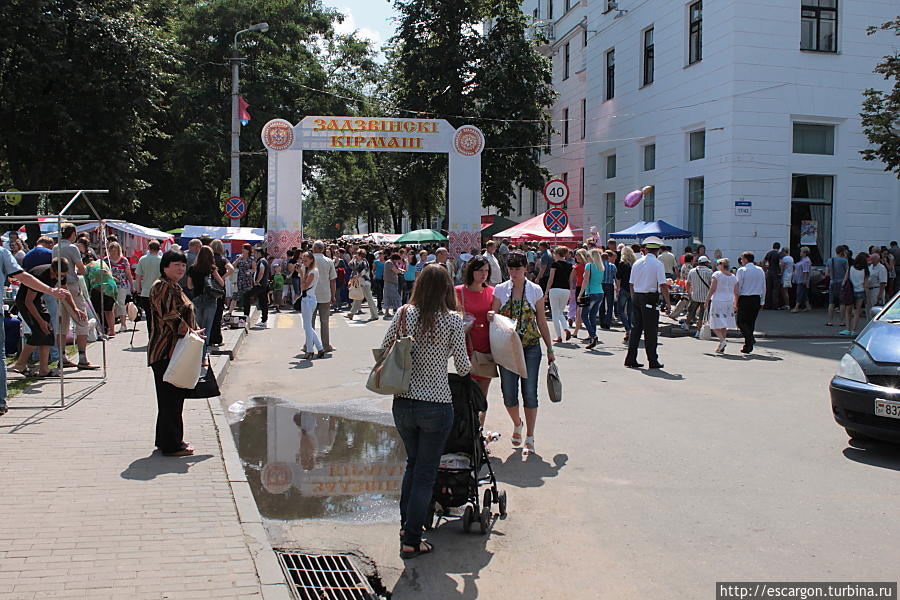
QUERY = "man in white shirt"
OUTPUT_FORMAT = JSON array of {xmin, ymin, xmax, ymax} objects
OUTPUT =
[
  {"xmin": 658, "ymin": 245, "xmax": 678, "ymax": 280},
  {"xmin": 311, "ymin": 240, "xmax": 338, "ymax": 352},
  {"xmin": 867, "ymin": 253, "xmax": 888, "ymax": 309},
  {"xmin": 625, "ymin": 236, "xmax": 671, "ymax": 369},
  {"xmin": 734, "ymin": 251, "xmax": 766, "ymax": 354},
  {"xmin": 483, "ymin": 240, "xmax": 502, "ymax": 286}
]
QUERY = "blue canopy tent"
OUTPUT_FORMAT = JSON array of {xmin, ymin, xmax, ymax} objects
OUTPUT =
[{"xmin": 609, "ymin": 220, "xmax": 693, "ymax": 240}]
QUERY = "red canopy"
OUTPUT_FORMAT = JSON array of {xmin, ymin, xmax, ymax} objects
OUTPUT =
[{"xmin": 492, "ymin": 213, "xmax": 583, "ymax": 244}]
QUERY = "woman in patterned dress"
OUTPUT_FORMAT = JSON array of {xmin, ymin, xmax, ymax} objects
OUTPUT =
[{"xmin": 232, "ymin": 243, "xmax": 255, "ymax": 314}]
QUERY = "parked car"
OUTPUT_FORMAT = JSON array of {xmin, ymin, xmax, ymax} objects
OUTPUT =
[{"xmin": 830, "ymin": 291, "xmax": 900, "ymax": 443}]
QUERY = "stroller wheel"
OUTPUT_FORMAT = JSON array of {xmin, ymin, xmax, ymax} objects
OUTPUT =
[
  {"xmin": 479, "ymin": 506, "xmax": 491, "ymax": 535},
  {"xmin": 462, "ymin": 506, "xmax": 474, "ymax": 533},
  {"xmin": 483, "ymin": 489, "xmax": 492, "ymax": 511},
  {"xmin": 498, "ymin": 490, "xmax": 508, "ymax": 517}
]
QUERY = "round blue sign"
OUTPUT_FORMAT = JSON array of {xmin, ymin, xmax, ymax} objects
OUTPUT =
[{"xmin": 543, "ymin": 208, "xmax": 568, "ymax": 234}]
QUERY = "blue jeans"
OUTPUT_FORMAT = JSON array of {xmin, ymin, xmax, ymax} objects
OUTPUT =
[
  {"xmin": 601, "ymin": 282, "xmax": 616, "ymax": 326},
  {"xmin": 616, "ymin": 291, "xmax": 633, "ymax": 331},
  {"xmin": 392, "ymin": 397, "xmax": 454, "ymax": 548},
  {"xmin": 193, "ymin": 295, "xmax": 217, "ymax": 354},
  {"xmin": 300, "ymin": 295, "xmax": 323, "ymax": 352},
  {"xmin": 500, "ymin": 343, "xmax": 542, "ymax": 409},
  {"xmin": 581, "ymin": 293, "xmax": 604, "ymax": 338}
]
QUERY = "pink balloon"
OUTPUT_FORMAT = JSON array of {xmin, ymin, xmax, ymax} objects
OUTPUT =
[{"xmin": 624, "ymin": 190, "xmax": 643, "ymax": 208}]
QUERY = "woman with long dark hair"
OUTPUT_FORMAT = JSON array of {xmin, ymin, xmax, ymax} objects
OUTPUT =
[
  {"xmin": 382, "ymin": 264, "xmax": 470, "ymax": 559},
  {"xmin": 186, "ymin": 246, "xmax": 225, "ymax": 355},
  {"xmin": 456, "ymin": 255, "xmax": 495, "ymax": 407},
  {"xmin": 149, "ymin": 250, "xmax": 203, "ymax": 456}
]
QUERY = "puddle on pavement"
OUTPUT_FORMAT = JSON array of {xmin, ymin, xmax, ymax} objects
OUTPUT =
[{"xmin": 229, "ymin": 396, "xmax": 404, "ymax": 522}]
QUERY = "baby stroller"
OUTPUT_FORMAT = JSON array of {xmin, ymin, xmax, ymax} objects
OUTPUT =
[{"xmin": 428, "ymin": 374, "xmax": 507, "ymax": 534}]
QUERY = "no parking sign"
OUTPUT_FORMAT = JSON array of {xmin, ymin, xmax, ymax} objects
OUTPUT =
[{"xmin": 224, "ymin": 196, "xmax": 246, "ymax": 220}]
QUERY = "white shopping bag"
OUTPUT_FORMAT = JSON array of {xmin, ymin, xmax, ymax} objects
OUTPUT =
[
  {"xmin": 163, "ymin": 331, "xmax": 204, "ymax": 389},
  {"xmin": 489, "ymin": 313, "xmax": 528, "ymax": 379}
]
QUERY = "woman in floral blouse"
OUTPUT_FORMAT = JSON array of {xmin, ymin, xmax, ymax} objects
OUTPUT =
[{"xmin": 149, "ymin": 250, "xmax": 203, "ymax": 457}]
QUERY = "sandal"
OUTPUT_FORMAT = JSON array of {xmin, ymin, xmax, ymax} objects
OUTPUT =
[
  {"xmin": 400, "ymin": 540, "xmax": 434, "ymax": 559},
  {"xmin": 523, "ymin": 436, "xmax": 535, "ymax": 456},
  {"xmin": 511, "ymin": 422, "xmax": 524, "ymax": 447},
  {"xmin": 9, "ymin": 365, "xmax": 35, "ymax": 377},
  {"xmin": 37, "ymin": 369, "xmax": 61, "ymax": 378}
]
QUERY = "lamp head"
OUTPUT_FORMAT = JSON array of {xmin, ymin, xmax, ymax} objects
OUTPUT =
[{"xmin": 250, "ymin": 22, "xmax": 269, "ymax": 33}]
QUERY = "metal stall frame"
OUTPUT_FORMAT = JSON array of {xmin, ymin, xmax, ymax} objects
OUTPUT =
[{"xmin": 0, "ymin": 190, "xmax": 115, "ymax": 407}]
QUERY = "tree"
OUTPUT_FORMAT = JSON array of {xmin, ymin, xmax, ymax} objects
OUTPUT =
[
  {"xmin": 0, "ymin": 0, "xmax": 175, "ymax": 239},
  {"xmin": 860, "ymin": 17, "xmax": 900, "ymax": 177}
]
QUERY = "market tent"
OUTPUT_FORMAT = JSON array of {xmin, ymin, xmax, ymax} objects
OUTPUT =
[
  {"xmin": 480, "ymin": 214, "xmax": 520, "ymax": 239},
  {"xmin": 609, "ymin": 220, "xmax": 692, "ymax": 240},
  {"xmin": 493, "ymin": 213, "xmax": 583, "ymax": 244},
  {"xmin": 181, "ymin": 225, "xmax": 264, "ymax": 241}
]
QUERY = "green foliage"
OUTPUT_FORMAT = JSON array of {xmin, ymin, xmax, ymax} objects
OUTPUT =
[{"xmin": 860, "ymin": 17, "xmax": 900, "ymax": 177}]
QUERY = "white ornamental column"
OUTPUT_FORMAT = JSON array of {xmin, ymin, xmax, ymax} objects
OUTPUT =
[
  {"xmin": 447, "ymin": 125, "xmax": 485, "ymax": 257},
  {"xmin": 262, "ymin": 118, "xmax": 304, "ymax": 258}
]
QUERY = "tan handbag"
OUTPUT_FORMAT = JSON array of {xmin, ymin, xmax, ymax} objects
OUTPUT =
[
  {"xmin": 460, "ymin": 287, "xmax": 498, "ymax": 378},
  {"xmin": 348, "ymin": 278, "xmax": 365, "ymax": 300},
  {"xmin": 366, "ymin": 306, "xmax": 413, "ymax": 395}
]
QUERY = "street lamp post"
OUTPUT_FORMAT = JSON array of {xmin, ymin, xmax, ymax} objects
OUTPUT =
[{"xmin": 228, "ymin": 22, "xmax": 269, "ymax": 228}]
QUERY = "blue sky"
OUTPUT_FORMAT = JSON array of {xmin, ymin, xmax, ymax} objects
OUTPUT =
[{"xmin": 330, "ymin": 0, "xmax": 399, "ymax": 50}]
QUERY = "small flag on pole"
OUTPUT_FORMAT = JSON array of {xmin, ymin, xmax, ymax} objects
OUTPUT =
[{"xmin": 238, "ymin": 95, "xmax": 251, "ymax": 126}]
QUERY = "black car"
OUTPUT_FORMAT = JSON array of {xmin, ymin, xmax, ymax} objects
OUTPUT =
[{"xmin": 830, "ymin": 292, "xmax": 900, "ymax": 443}]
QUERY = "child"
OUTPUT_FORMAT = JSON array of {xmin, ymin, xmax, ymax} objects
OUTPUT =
[{"xmin": 271, "ymin": 265, "xmax": 285, "ymax": 313}]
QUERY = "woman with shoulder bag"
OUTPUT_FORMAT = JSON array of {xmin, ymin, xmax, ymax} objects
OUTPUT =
[
  {"xmin": 383, "ymin": 265, "xmax": 470, "ymax": 559},
  {"xmin": 209, "ymin": 239, "xmax": 234, "ymax": 346},
  {"xmin": 455, "ymin": 255, "xmax": 495, "ymax": 421},
  {"xmin": 186, "ymin": 246, "xmax": 224, "ymax": 357},
  {"xmin": 149, "ymin": 250, "xmax": 204, "ymax": 457},
  {"xmin": 347, "ymin": 249, "xmax": 378, "ymax": 321},
  {"xmin": 490, "ymin": 252, "xmax": 555, "ymax": 456},
  {"xmin": 298, "ymin": 251, "xmax": 325, "ymax": 359}
]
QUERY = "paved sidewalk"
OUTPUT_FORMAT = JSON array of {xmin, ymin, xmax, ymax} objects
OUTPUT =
[
  {"xmin": 663, "ymin": 306, "xmax": 866, "ymax": 339},
  {"xmin": 0, "ymin": 329, "xmax": 264, "ymax": 599}
]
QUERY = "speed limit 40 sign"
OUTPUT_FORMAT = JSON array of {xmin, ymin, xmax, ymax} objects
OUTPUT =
[{"xmin": 543, "ymin": 179, "xmax": 570, "ymax": 206}]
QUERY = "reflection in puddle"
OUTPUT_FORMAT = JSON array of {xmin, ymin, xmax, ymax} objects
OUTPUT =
[{"xmin": 231, "ymin": 397, "xmax": 404, "ymax": 522}]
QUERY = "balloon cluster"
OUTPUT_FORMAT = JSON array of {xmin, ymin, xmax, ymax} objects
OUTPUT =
[{"xmin": 624, "ymin": 186, "xmax": 654, "ymax": 208}]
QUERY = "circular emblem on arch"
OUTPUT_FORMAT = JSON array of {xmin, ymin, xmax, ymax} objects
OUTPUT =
[
  {"xmin": 453, "ymin": 126, "xmax": 485, "ymax": 157},
  {"xmin": 262, "ymin": 119, "xmax": 295, "ymax": 151}
]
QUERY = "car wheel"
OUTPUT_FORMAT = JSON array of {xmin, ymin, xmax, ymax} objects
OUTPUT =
[{"xmin": 845, "ymin": 428, "xmax": 872, "ymax": 441}]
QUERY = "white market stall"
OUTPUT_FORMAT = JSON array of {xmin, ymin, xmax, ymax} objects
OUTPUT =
[{"xmin": 180, "ymin": 225, "xmax": 265, "ymax": 254}]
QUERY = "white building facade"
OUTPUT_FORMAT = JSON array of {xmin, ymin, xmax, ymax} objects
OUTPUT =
[{"xmin": 515, "ymin": 0, "xmax": 900, "ymax": 264}]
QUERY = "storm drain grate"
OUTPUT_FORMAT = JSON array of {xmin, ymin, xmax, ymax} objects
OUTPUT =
[{"xmin": 277, "ymin": 552, "xmax": 377, "ymax": 600}]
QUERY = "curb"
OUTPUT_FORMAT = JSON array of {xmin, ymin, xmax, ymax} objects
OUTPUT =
[{"xmin": 207, "ymin": 308, "xmax": 292, "ymax": 600}]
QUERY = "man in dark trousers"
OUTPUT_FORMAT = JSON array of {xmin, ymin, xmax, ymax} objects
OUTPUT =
[
  {"xmin": 734, "ymin": 251, "xmax": 766, "ymax": 354},
  {"xmin": 625, "ymin": 236, "xmax": 671, "ymax": 369},
  {"xmin": 244, "ymin": 247, "xmax": 271, "ymax": 325},
  {"xmin": 763, "ymin": 242, "xmax": 782, "ymax": 309}
]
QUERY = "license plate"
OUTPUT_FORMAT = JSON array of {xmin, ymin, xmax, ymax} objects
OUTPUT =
[{"xmin": 874, "ymin": 398, "xmax": 900, "ymax": 419}]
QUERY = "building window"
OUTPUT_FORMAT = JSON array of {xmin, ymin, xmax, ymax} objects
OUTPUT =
[
  {"xmin": 583, "ymin": 27, "xmax": 588, "ymax": 47},
  {"xmin": 606, "ymin": 154, "xmax": 617, "ymax": 179},
  {"xmin": 533, "ymin": 7, "xmax": 539, "ymax": 20},
  {"xmin": 643, "ymin": 28, "xmax": 655, "ymax": 86},
  {"xmin": 580, "ymin": 167, "xmax": 585, "ymax": 207},
  {"xmin": 791, "ymin": 174, "xmax": 833, "ymax": 265},
  {"xmin": 605, "ymin": 0, "xmax": 616, "ymax": 11},
  {"xmin": 563, "ymin": 42, "xmax": 570, "ymax": 80},
  {"xmin": 563, "ymin": 108, "xmax": 569, "ymax": 146},
  {"xmin": 548, "ymin": 0, "xmax": 553, "ymax": 20},
  {"xmin": 605, "ymin": 49, "xmax": 615, "ymax": 100},
  {"xmin": 531, "ymin": 189, "xmax": 538, "ymax": 214},
  {"xmin": 687, "ymin": 177, "xmax": 704, "ymax": 242},
  {"xmin": 581, "ymin": 98, "xmax": 587, "ymax": 139},
  {"xmin": 545, "ymin": 122, "xmax": 552, "ymax": 154},
  {"xmin": 605, "ymin": 192, "xmax": 616, "ymax": 238},
  {"xmin": 689, "ymin": 129, "xmax": 705, "ymax": 160},
  {"xmin": 643, "ymin": 144, "xmax": 656, "ymax": 171},
  {"xmin": 565, "ymin": 0, "xmax": 571, "ymax": 12},
  {"xmin": 801, "ymin": 0, "xmax": 837, "ymax": 52},
  {"xmin": 642, "ymin": 187, "xmax": 655, "ymax": 221},
  {"xmin": 517, "ymin": 185, "xmax": 523, "ymax": 216},
  {"xmin": 561, "ymin": 172, "xmax": 569, "ymax": 209},
  {"xmin": 688, "ymin": 1, "xmax": 702, "ymax": 64},
  {"xmin": 793, "ymin": 123, "xmax": 835, "ymax": 155}
]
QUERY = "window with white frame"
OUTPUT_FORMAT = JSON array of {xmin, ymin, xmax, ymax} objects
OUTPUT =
[
  {"xmin": 580, "ymin": 167, "xmax": 585, "ymax": 207},
  {"xmin": 581, "ymin": 98, "xmax": 587, "ymax": 139},
  {"xmin": 563, "ymin": 108, "xmax": 569, "ymax": 146},
  {"xmin": 642, "ymin": 188, "xmax": 655, "ymax": 221},
  {"xmin": 605, "ymin": 192, "xmax": 616, "ymax": 237},
  {"xmin": 561, "ymin": 172, "xmax": 569, "ymax": 209},
  {"xmin": 563, "ymin": 42, "xmax": 570, "ymax": 80},
  {"xmin": 688, "ymin": 1, "xmax": 702, "ymax": 64},
  {"xmin": 643, "ymin": 144, "xmax": 656, "ymax": 171},
  {"xmin": 793, "ymin": 123, "xmax": 835, "ymax": 155},
  {"xmin": 605, "ymin": 48, "xmax": 615, "ymax": 100},
  {"xmin": 801, "ymin": 0, "xmax": 837, "ymax": 52},
  {"xmin": 548, "ymin": 0, "xmax": 554, "ymax": 20},
  {"xmin": 643, "ymin": 28, "xmax": 654, "ymax": 86},
  {"xmin": 531, "ymin": 189, "xmax": 538, "ymax": 214},
  {"xmin": 606, "ymin": 154, "xmax": 617, "ymax": 179},
  {"xmin": 687, "ymin": 177, "xmax": 704, "ymax": 242},
  {"xmin": 689, "ymin": 129, "xmax": 705, "ymax": 161}
]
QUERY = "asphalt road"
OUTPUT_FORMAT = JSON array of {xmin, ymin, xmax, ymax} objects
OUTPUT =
[{"xmin": 222, "ymin": 310, "xmax": 900, "ymax": 600}]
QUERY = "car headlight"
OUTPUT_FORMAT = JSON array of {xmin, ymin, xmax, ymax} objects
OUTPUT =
[{"xmin": 836, "ymin": 354, "xmax": 867, "ymax": 383}]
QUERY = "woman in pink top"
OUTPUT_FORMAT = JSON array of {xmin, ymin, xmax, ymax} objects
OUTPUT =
[{"xmin": 455, "ymin": 256, "xmax": 495, "ymax": 415}]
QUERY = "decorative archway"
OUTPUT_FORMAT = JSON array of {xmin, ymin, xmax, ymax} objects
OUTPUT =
[{"xmin": 261, "ymin": 116, "xmax": 484, "ymax": 257}]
